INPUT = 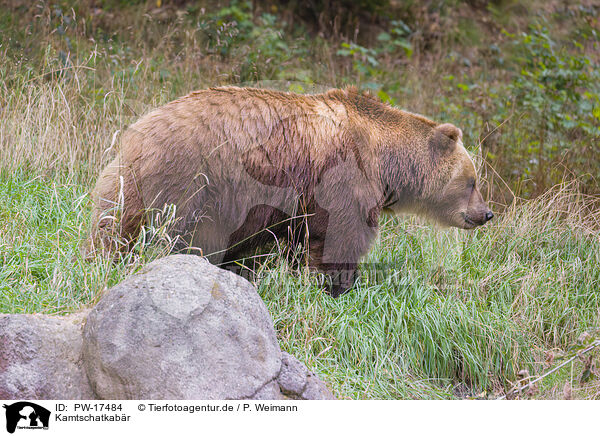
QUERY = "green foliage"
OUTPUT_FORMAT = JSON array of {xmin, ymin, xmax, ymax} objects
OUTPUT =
[
  {"xmin": 337, "ymin": 19, "xmax": 413, "ymax": 74},
  {"xmin": 336, "ymin": 21, "xmax": 414, "ymax": 102},
  {"xmin": 376, "ymin": 19, "xmax": 414, "ymax": 58},
  {"xmin": 337, "ymin": 42, "xmax": 380, "ymax": 76},
  {"xmin": 426, "ymin": 17, "xmax": 600, "ymax": 197},
  {"xmin": 197, "ymin": 0, "xmax": 254, "ymax": 57},
  {"xmin": 195, "ymin": 0, "xmax": 295, "ymax": 81},
  {"xmin": 501, "ymin": 24, "xmax": 600, "ymax": 189}
]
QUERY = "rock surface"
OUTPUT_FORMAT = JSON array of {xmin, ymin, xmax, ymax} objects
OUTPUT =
[
  {"xmin": 0, "ymin": 311, "xmax": 95, "ymax": 400},
  {"xmin": 0, "ymin": 255, "xmax": 335, "ymax": 400},
  {"xmin": 278, "ymin": 352, "xmax": 336, "ymax": 400},
  {"xmin": 83, "ymin": 255, "xmax": 283, "ymax": 400}
]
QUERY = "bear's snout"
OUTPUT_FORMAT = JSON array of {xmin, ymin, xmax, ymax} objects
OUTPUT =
[
  {"xmin": 462, "ymin": 206, "xmax": 493, "ymax": 228},
  {"xmin": 470, "ymin": 208, "xmax": 493, "ymax": 226}
]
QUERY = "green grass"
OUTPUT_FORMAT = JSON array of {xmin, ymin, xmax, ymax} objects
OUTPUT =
[
  {"xmin": 1, "ymin": 0, "xmax": 599, "ymax": 400},
  {"xmin": 0, "ymin": 169, "xmax": 170, "ymax": 314},
  {"xmin": 254, "ymin": 191, "xmax": 600, "ymax": 399},
  {"xmin": 2, "ymin": 166, "xmax": 598, "ymax": 398}
]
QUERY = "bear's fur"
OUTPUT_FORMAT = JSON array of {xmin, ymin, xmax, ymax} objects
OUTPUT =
[{"xmin": 90, "ymin": 86, "xmax": 492, "ymax": 296}]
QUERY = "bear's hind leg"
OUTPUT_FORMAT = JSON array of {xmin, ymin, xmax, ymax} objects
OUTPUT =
[{"xmin": 88, "ymin": 158, "xmax": 144, "ymax": 256}]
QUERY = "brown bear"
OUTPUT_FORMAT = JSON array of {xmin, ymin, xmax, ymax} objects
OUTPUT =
[{"xmin": 90, "ymin": 86, "xmax": 493, "ymax": 296}]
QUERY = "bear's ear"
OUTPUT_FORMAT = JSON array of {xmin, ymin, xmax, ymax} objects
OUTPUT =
[
  {"xmin": 437, "ymin": 123, "xmax": 462, "ymax": 142},
  {"xmin": 430, "ymin": 123, "xmax": 462, "ymax": 152}
]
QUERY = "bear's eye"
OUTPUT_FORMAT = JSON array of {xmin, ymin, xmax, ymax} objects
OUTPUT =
[{"xmin": 467, "ymin": 178, "xmax": 476, "ymax": 189}]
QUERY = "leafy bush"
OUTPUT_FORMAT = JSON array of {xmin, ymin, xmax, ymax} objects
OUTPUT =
[
  {"xmin": 196, "ymin": 0, "xmax": 293, "ymax": 81},
  {"xmin": 498, "ymin": 24, "xmax": 600, "ymax": 194}
]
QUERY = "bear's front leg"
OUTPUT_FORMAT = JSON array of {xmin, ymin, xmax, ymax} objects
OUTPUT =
[
  {"xmin": 307, "ymin": 237, "xmax": 361, "ymax": 297},
  {"xmin": 307, "ymin": 186, "xmax": 381, "ymax": 297},
  {"xmin": 323, "ymin": 263, "xmax": 360, "ymax": 298}
]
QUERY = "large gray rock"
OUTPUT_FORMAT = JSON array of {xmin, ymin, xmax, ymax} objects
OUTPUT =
[
  {"xmin": 0, "ymin": 255, "xmax": 335, "ymax": 400},
  {"xmin": 82, "ymin": 255, "xmax": 283, "ymax": 400},
  {"xmin": 0, "ymin": 311, "xmax": 95, "ymax": 399}
]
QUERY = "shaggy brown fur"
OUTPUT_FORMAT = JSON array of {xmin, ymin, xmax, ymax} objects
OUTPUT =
[{"xmin": 90, "ymin": 86, "xmax": 492, "ymax": 296}]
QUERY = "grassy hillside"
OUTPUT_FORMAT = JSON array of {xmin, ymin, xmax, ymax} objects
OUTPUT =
[{"xmin": 1, "ymin": 0, "xmax": 599, "ymax": 399}]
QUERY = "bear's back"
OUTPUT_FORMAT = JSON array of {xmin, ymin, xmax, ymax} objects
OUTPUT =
[{"xmin": 120, "ymin": 87, "xmax": 356, "ymax": 189}]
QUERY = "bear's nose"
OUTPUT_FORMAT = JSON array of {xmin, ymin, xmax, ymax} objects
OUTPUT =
[{"xmin": 485, "ymin": 211, "xmax": 494, "ymax": 222}]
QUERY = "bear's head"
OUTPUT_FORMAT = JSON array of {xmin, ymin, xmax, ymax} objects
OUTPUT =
[
  {"xmin": 422, "ymin": 123, "xmax": 493, "ymax": 229},
  {"xmin": 381, "ymin": 120, "xmax": 493, "ymax": 229}
]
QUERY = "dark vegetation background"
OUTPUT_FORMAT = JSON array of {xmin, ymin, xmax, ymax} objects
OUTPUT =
[
  {"xmin": 1, "ymin": 0, "xmax": 599, "ymax": 399},
  {"xmin": 4, "ymin": 0, "xmax": 599, "ymax": 199}
]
